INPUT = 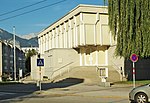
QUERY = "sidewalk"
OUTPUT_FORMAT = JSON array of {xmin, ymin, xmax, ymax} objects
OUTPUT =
[
  {"xmin": 0, "ymin": 81, "xmax": 133, "ymax": 103},
  {"xmin": 36, "ymin": 83, "xmax": 133, "ymax": 98},
  {"xmin": 0, "ymin": 80, "xmax": 133, "ymax": 95}
]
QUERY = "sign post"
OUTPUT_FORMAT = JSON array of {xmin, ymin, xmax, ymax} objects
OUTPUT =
[
  {"xmin": 37, "ymin": 54, "xmax": 44, "ymax": 92},
  {"xmin": 130, "ymin": 54, "xmax": 138, "ymax": 88}
]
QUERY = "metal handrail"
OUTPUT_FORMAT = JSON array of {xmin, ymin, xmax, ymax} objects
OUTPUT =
[
  {"xmin": 110, "ymin": 60, "xmax": 122, "ymax": 72},
  {"xmin": 50, "ymin": 61, "xmax": 74, "ymax": 79},
  {"xmin": 54, "ymin": 62, "xmax": 73, "ymax": 73},
  {"xmin": 20, "ymin": 72, "xmax": 31, "ymax": 81},
  {"xmin": 24, "ymin": 72, "xmax": 31, "ymax": 77}
]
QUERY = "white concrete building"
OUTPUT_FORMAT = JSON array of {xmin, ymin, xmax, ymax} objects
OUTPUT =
[
  {"xmin": 21, "ymin": 47, "xmax": 39, "ymax": 53},
  {"xmin": 31, "ymin": 4, "xmax": 124, "ymax": 82}
]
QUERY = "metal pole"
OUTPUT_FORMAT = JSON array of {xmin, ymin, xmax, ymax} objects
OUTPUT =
[
  {"xmin": 13, "ymin": 26, "xmax": 16, "ymax": 81},
  {"xmin": 38, "ymin": 53, "xmax": 42, "ymax": 92},
  {"xmin": 133, "ymin": 62, "xmax": 135, "ymax": 88},
  {"xmin": 39, "ymin": 66, "xmax": 41, "ymax": 91}
]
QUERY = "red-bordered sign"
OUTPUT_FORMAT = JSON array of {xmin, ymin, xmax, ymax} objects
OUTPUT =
[{"xmin": 130, "ymin": 54, "xmax": 138, "ymax": 62}]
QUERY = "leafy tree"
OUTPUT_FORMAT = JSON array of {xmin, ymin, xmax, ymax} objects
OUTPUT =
[
  {"xmin": 107, "ymin": 0, "xmax": 150, "ymax": 58},
  {"xmin": 25, "ymin": 49, "xmax": 38, "ymax": 73}
]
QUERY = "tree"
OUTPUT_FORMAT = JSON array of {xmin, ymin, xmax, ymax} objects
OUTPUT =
[
  {"xmin": 25, "ymin": 49, "xmax": 38, "ymax": 73},
  {"xmin": 107, "ymin": 0, "xmax": 150, "ymax": 58}
]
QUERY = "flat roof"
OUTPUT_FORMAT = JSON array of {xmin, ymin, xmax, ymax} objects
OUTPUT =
[{"xmin": 38, "ymin": 4, "xmax": 108, "ymax": 37}]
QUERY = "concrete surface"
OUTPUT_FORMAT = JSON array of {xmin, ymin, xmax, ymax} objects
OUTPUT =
[{"xmin": 0, "ymin": 79, "xmax": 134, "ymax": 103}]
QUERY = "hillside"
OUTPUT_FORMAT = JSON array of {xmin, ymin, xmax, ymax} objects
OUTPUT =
[{"xmin": 0, "ymin": 28, "xmax": 38, "ymax": 47}]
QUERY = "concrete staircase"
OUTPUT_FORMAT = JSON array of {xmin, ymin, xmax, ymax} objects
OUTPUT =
[
  {"xmin": 107, "ymin": 65, "xmax": 127, "ymax": 82},
  {"xmin": 107, "ymin": 69, "xmax": 121, "ymax": 82},
  {"xmin": 52, "ymin": 66, "xmax": 100, "ymax": 85},
  {"xmin": 51, "ymin": 65, "xmax": 126, "ymax": 85}
]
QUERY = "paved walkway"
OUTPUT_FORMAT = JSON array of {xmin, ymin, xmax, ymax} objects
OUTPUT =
[
  {"xmin": 0, "ymin": 80, "xmax": 134, "ymax": 103},
  {"xmin": 0, "ymin": 80, "xmax": 134, "ymax": 93},
  {"xmin": 38, "ymin": 83, "xmax": 133, "ymax": 97}
]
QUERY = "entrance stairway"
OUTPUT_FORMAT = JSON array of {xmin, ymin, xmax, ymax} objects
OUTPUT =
[
  {"xmin": 50, "ymin": 66, "xmax": 126, "ymax": 85},
  {"xmin": 52, "ymin": 66, "xmax": 100, "ymax": 85}
]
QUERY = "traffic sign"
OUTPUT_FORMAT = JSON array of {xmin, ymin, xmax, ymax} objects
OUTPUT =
[
  {"xmin": 130, "ymin": 53, "xmax": 138, "ymax": 88},
  {"xmin": 130, "ymin": 54, "xmax": 138, "ymax": 62},
  {"xmin": 37, "ymin": 59, "xmax": 44, "ymax": 66}
]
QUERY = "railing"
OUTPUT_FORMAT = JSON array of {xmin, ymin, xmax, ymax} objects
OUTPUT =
[
  {"xmin": 24, "ymin": 72, "xmax": 31, "ymax": 77},
  {"xmin": 111, "ymin": 61, "xmax": 123, "ymax": 74},
  {"xmin": 20, "ymin": 72, "xmax": 31, "ymax": 81},
  {"xmin": 50, "ymin": 61, "xmax": 74, "ymax": 80},
  {"xmin": 110, "ymin": 60, "xmax": 124, "ymax": 81}
]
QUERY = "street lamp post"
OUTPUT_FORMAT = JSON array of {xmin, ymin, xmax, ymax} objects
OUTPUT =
[
  {"xmin": 13, "ymin": 26, "xmax": 16, "ymax": 81},
  {"xmin": 18, "ymin": 57, "xmax": 22, "ymax": 82}
]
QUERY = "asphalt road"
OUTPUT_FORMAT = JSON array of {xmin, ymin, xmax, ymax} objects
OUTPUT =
[
  {"xmin": 0, "ymin": 91, "xmax": 30, "ymax": 103},
  {"xmin": 0, "ymin": 81, "xmax": 133, "ymax": 103}
]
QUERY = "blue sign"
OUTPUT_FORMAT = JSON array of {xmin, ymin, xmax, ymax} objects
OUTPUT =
[{"xmin": 37, "ymin": 59, "xmax": 44, "ymax": 66}]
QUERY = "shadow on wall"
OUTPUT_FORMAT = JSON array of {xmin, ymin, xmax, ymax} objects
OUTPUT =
[{"xmin": 124, "ymin": 57, "xmax": 150, "ymax": 81}]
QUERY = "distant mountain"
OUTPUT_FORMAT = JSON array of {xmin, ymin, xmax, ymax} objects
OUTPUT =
[
  {"xmin": 0, "ymin": 28, "xmax": 38, "ymax": 47},
  {"xmin": 19, "ymin": 33, "xmax": 38, "ymax": 40}
]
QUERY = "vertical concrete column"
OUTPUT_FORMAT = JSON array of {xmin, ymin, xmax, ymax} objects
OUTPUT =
[
  {"xmin": 60, "ymin": 25, "xmax": 63, "ymax": 48},
  {"xmin": 96, "ymin": 46, "xmax": 98, "ymax": 65},
  {"xmin": 73, "ymin": 16, "xmax": 78, "ymax": 47},
  {"xmin": 104, "ymin": 48, "xmax": 109, "ymax": 81},
  {"xmin": 75, "ymin": 17, "xmax": 78, "ymax": 47},
  {"xmin": 46, "ymin": 33, "xmax": 49, "ymax": 51},
  {"xmin": 41, "ymin": 36, "xmax": 44, "ymax": 54},
  {"xmin": 48, "ymin": 32, "xmax": 51, "ymax": 49},
  {"xmin": 105, "ymin": 49, "xmax": 108, "ymax": 66},
  {"xmin": 64, "ymin": 22, "xmax": 67, "ymax": 48},
  {"xmin": 79, "ymin": 48, "xmax": 82, "ymax": 66},
  {"xmin": 52, "ymin": 30, "xmax": 55, "ymax": 48},
  {"xmin": 56, "ymin": 28, "xmax": 59, "ymax": 48},
  {"xmin": 68, "ymin": 19, "xmax": 72, "ymax": 48},
  {"xmin": 43, "ymin": 34, "xmax": 46, "ymax": 53},
  {"xmin": 80, "ymin": 13, "xmax": 85, "ymax": 45}
]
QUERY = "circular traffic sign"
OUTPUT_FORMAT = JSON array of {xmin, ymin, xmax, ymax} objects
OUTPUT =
[{"xmin": 130, "ymin": 54, "xmax": 138, "ymax": 62}]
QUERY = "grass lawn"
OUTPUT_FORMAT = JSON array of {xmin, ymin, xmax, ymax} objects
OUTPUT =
[{"xmin": 114, "ymin": 80, "xmax": 150, "ymax": 85}]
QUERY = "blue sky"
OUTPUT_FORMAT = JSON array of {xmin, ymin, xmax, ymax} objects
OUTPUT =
[{"xmin": 0, "ymin": 0, "xmax": 105, "ymax": 35}]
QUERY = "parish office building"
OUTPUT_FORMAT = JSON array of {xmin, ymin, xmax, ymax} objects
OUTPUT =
[{"xmin": 31, "ymin": 4, "xmax": 125, "ymax": 82}]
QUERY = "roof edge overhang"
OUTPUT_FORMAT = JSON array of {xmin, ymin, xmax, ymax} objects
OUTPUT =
[{"xmin": 38, "ymin": 4, "xmax": 108, "ymax": 37}]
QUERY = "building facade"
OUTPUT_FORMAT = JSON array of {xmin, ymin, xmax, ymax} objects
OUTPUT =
[
  {"xmin": 32, "ymin": 4, "xmax": 124, "ymax": 82},
  {"xmin": 21, "ymin": 47, "xmax": 39, "ymax": 53},
  {"xmin": 0, "ymin": 40, "xmax": 26, "ymax": 81}
]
